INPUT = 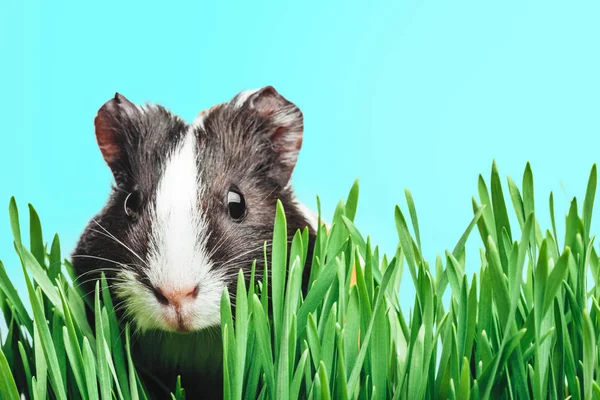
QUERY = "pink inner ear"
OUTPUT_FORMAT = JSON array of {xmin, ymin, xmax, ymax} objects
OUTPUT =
[
  {"xmin": 99, "ymin": 142, "xmax": 120, "ymax": 164},
  {"xmin": 253, "ymin": 97, "xmax": 279, "ymax": 117},
  {"xmin": 94, "ymin": 114, "xmax": 120, "ymax": 164},
  {"xmin": 251, "ymin": 87, "xmax": 288, "ymax": 118}
]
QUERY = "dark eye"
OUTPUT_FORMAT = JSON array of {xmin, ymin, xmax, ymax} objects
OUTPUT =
[
  {"xmin": 227, "ymin": 188, "xmax": 246, "ymax": 221},
  {"xmin": 124, "ymin": 191, "xmax": 141, "ymax": 220}
]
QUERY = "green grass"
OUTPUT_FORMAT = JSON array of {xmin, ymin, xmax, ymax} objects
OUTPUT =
[{"xmin": 1, "ymin": 161, "xmax": 600, "ymax": 399}]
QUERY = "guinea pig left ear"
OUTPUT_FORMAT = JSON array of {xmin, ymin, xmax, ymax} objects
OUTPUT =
[
  {"xmin": 244, "ymin": 86, "xmax": 304, "ymax": 185},
  {"xmin": 94, "ymin": 93, "xmax": 138, "ymax": 181}
]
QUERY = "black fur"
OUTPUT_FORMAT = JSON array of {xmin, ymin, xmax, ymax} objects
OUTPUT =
[{"xmin": 72, "ymin": 88, "xmax": 315, "ymax": 398}]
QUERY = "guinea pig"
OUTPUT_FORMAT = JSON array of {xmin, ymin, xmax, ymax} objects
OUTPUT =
[{"xmin": 71, "ymin": 86, "xmax": 317, "ymax": 398}]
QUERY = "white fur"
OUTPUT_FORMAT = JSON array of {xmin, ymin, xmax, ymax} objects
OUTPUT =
[
  {"xmin": 191, "ymin": 110, "xmax": 206, "ymax": 130},
  {"xmin": 295, "ymin": 201, "xmax": 321, "ymax": 231},
  {"xmin": 233, "ymin": 88, "xmax": 261, "ymax": 107},
  {"xmin": 117, "ymin": 129, "xmax": 225, "ymax": 332},
  {"xmin": 136, "ymin": 103, "xmax": 158, "ymax": 115}
]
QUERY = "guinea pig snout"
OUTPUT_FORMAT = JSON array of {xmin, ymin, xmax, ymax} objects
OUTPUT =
[{"xmin": 152, "ymin": 284, "xmax": 200, "ymax": 307}]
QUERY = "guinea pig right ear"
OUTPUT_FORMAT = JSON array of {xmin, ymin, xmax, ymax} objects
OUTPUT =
[
  {"xmin": 237, "ymin": 86, "xmax": 304, "ymax": 186},
  {"xmin": 94, "ymin": 93, "xmax": 138, "ymax": 182}
]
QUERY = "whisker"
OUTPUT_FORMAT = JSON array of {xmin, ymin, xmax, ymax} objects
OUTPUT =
[
  {"xmin": 90, "ymin": 220, "xmax": 148, "ymax": 267},
  {"xmin": 72, "ymin": 254, "xmax": 144, "ymax": 269},
  {"xmin": 73, "ymin": 272, "xmax": 131, "ymax": 289},
  {"xmin": 75, "ymin": 277, "xmax": 132, "ymax": 291},
  {"xmin": 72, "ymin": 258, "xmax": 140, "ymax": 284},
  {"xmin": 214, "ymin": 243, "xmax": 272, "ymax": 267}
]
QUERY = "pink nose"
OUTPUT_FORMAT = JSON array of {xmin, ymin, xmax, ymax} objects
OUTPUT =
[{"xmin": 153, "ymin": 284, "xmax": 199, "ymax": 306}]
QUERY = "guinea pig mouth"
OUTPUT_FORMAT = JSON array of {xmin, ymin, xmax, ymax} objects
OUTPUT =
[
  {"xmin": 161, "ymin": 307, "xmax": 196, "ymax": 333},
  {"xmin": 113, "ymin": 271, "xmax": 224, "ymax": 332}
]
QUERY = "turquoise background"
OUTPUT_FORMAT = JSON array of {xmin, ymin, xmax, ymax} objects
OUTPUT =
[{"xmin": 1, "ymin": 0, "xmax": 599, "ymax": 311}]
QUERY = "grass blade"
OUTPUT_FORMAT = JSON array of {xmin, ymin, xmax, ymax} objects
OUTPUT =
[
  {"xmin": 0, "ymin": 346, "xmax": 20, "ymax": 400},
  {"xmin": 272, "ymin": 200, "xmax": 287, "ymax": 361}
]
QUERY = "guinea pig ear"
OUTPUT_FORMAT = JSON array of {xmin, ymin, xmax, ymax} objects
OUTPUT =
[
  {"xmin": 244, "ymin": 86, "xmax": 304, "ymax": 185},
  {"xmin": 94, "ymin": 93, "xmax": 138, "ymax": 182}
]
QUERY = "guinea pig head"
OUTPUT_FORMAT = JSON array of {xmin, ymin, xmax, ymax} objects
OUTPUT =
[{"xmin": 72, "ymin": 87, "xmax": 313, "ymax": 333}]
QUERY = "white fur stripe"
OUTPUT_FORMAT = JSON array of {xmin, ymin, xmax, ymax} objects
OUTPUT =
[{"xmin": 151, "ymin": 130, "xmax": 205, "ymax": 289}]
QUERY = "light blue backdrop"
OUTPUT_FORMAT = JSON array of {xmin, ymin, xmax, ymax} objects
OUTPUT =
[{"xmin": 1, "ymin": 0, "xmax": 599, "ymax": 311}]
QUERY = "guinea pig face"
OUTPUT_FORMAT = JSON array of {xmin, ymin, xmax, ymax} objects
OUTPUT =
[{"xmin": 73, "ymin": 87, "xmax": 310, "ymax": 333}]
